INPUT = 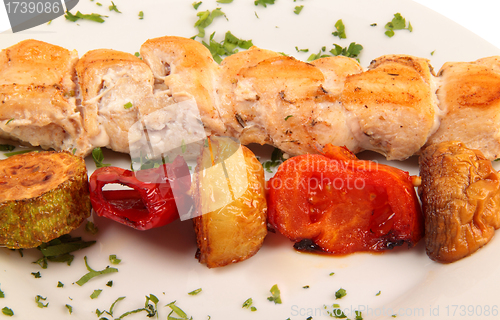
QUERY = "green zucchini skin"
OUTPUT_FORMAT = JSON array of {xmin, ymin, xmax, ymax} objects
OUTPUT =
[{"xmin": 0, "ymin": 151, "xmax": 91, "ymax": 249}]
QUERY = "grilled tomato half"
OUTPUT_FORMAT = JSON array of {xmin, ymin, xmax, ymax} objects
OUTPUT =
[{"xmin": 267, "ymin": 144, "xmax": 423, "ymax": 254}]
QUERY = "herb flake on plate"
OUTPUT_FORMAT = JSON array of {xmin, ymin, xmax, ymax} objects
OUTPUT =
[
  {"xmin": 267, "ymin": 284, "xmax": 282, "ymax": 304},
  {"xmin": 64, "ymin": 11, "xmax": 107, "ymax": 23},
  {"xmin": 384, "ymin": 13, "xmax": 412, "ymax": 37},
  {"xmin": 75, "ymin": 256, "xmax": 118, "ymax": 286},
  {"xmin": 1, "ymin": 307, "xmax": 13, "ymax": 316},
  {"xmin": 194, "ymin": 8, "xmax": 226, "ymax": 38},
  {"xmin": 332, "ymin": 19, "xmax": 346, "ymax": 39}
]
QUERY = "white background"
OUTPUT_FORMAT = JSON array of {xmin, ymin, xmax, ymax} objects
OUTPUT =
[
  {"xmin": 1, "ymin": 1, "xmax": 500, "ymax": 51},
  {"xmin": 413, "ymin": 0, "xmax": 500, "ymax": 50}
]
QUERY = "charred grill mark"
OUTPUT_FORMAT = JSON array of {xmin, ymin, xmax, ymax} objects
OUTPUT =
[
  {"xmin": 279, "ymin": 91, "xmax": 293, "ymax": 104},
  {"xmin": 235, "ymin": 114, "xmax": 246, "ymax": 128}
]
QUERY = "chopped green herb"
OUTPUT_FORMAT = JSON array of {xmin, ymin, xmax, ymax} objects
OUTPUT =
[
  {"xmin": 66, "ymin": 304, "xmax": 73, "ymax": 314},
  {"xmin": 32, "ymin": 271, "xmax": 41, "ymax": 278},
  {"xmin": 109, "ymin": 254, "xmax": 121, "ymax": 265},
  {"xmin": 306, "ymin": 317, "xmax": 313, "ymax": 320},
  {"xmin": 285, "ymin": 115, "xmax": 293, "ymax": 121},
  {"xmin": 254, "ymin": 0, "xmax": 275, "ymax": 7},
  {"xmin": 57, "ymin": 281, "xmax": 64, "ymax": 288},
  {"xmin": 138, "ymin": 11, "xmax": 144, "ymax": 19},
  {"xmin": 97, "ymin": 296, "xmax": 125, "ymax": 318},
  {"xmin": 34, "ymin": 234, "xmax": 96, "ymax": 268},
  {"xmin": 376, "ymin": 290, "xmax": 381, "ymax": 296},
  {"xmin": 431, "ymin": 50, "xmax": 435, "ymax": 56},
  {"xmin": 1, "ymin": 307, "xmax": 13, "ymax": 316},
  {"xmin": 92, "ymin": 147, "xmax": 111, "ymax": 168},
  {"xmin": 384, "ymin": 13, "xmax": 412, "ymax": 37},
  {"xmin": 370, "ymin": 23, "xmax": 377, "ymax": 26},
  {"xmin": 335, "ymin": 288, "xmax": 347, "ymax": 299},
  {"xmin": 0, "ymin": 144, "xmax": 15, "ymax": 151},
  {"xmin": 392, "ymin": 315, "xmax": 398, "ymax": 318},
  {"xmin": 90, "ymin": 289, "xmax": 102, "ymax": 299},
  {"xmin": 262, "ymin": 148, "xmax": 285, "ymax": 173},
  {"xmin": 5, "ymin": 119, "xmax": 14, "ymax": 125},
  {"xmin": 4, "ymin": 149, "xmax": 37, "ymax": 157},
  {"xmin": 294, "ymin": 5, "xmax": 304, "ymax": 14},
  {"xmin": 355, "ymin": 310, "xmax": 364, "ymax": 320},
  {"xmin": 0, "ymin": 286, "xmax": 4, "ymax": 298},
  {"xmin": 109, "ymin": 1, "xmax": 121, "ymax": 12},
  {"xmin": 166, "ymin": 301, "xmax": 192, "ymax": 320},
  {"xmin": 267, "ymin": 284, "xmax": 282, "ymax": 304},
  {"xmin": 192, "ymin": 1, "xmax": 202, "ymax": 9},
  {"xmin": 188, "ymin": 288, "xmax": 202, "ymax": 295},
  {"xmin": 202, "ymin": 31, "xmax": 253, "ymax": 63},
  {"xmin": 96, "ymin": 2, "xmax": 102, "ymax": 6},
  {"xmin": 308, "ymin": 42, "xmax": 363, "ymax": 61},
  {"xmin": 242, "ymin": 297, "xmax": 257, "ymax": 311},
  {"xmin": 242, "ymin": 298, "xmax": 252, "ymax": 308},
  {"xmin": 85, "ymin": 221, "xmax": 99, "ymax": 234},
  {"xmin": 35, "ymin": 295, "xmax": 49, "ymax": 308},
  {"xmin": 303, "ymin": 285, "xmax": 310, "ymax": 289},
  {"xmin": 217, "ymin": 0, "xmax": 233, "ymax": 3},
  {"xmin": 64, "ymin": 10, "xmax": 107, "ymax": 23},
  {"xmin": 106, "ymin": 280, "xmax": 113, "ymax": 287},
  {"xmin": 331, "ymin": 42, "xmax": 363, "ymax": 58},
  {"xmin": 124, "ymin": 102, "xmax": 133, "ymax": 109},
  {"xmin": 329, "ymin": 306, "xmax": 347, "ymax": 319},
  {"xmin": 194, "ymin": 8, "xmax": 226, "ymax": 38},
  {"xmin": 75, "ymin": 256, "xmax": 118, "ymax": 286},
  {"xmin": 332, "ymin": 19, "xmax": 346, "ymax": 39},
  {"xmin": 329, "ymin": 272, "xmax": 335, "ymax": 276}
]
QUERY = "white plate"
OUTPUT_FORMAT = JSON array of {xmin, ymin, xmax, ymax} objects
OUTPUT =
[{"xmin": 1, "ymin": 1, "xmax": 500, "ymax": 319}]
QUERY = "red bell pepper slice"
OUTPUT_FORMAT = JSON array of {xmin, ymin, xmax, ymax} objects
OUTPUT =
[
  {"xmin": 267, "ymin": 144, "xmax": 424, "ymax": 254},
  {"xmin": 89, "ymin": 156, "xmax": 191, "ymax": 230}
]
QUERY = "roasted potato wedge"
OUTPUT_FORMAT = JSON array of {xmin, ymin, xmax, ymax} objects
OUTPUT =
[
  {"xmin": 419, "ymin": 141, "xmax": 500, "ymax": 263},
  {"xmin": 193, "ymin": 137, "xmax": 267, "ymax": 268}
]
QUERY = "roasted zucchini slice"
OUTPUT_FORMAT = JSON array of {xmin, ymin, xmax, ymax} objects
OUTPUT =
[
  {"xmin": 0, "ymin": 151, "xmax": 91, "ymax": 249},
  {"xmin": 193, "ymin": 137, "xmax": 267, "ymax": 268}
]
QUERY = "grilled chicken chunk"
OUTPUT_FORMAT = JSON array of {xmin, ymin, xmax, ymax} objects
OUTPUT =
[
  {"xmin": 2, "ymin": 37, "xmax": 500, "ymax": 163},
  {"xmin": 426, "ymin": 57, "xmax": 500, "ymax": 160},
  {"xmin": 0, "ymin": 40, "xmax": 91, "ymax": 156},
  {"xmin": 140, "ymin": 36, "xmax": 225, "ymax": 136},
  {"xmin": 342, "ymin": 55, "xmax": 440, "ymax": 160},
  {"xmin": 75, "ymin": 49, "xmax": 156, "ymax": 153},
  {"xmin": 419, "ymin": 141, "xmax": 500, "ymax": 263}
]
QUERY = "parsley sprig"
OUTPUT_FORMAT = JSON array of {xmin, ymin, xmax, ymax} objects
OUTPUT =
[
  {"xmin": 203, "ymin": 31, "xmax": 253, "ymax": 63},
  {"xmin": 384, "ymin": 13, "xmax": 412, "ymax": 37},
  {"xmin": 194, "ymin": 8, "xmax": 226, "ymax": 38},
  {"xmin": 307, "ymin": 42, "xmax": 363, "ymax": 61},
  {"xmin": 332, "ymin": 19, "xmax": 346, "ymax": 39}
]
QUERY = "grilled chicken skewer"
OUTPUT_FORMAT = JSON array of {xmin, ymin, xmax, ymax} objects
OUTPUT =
[{"xmin": 1, "ymin": 37, "xmax": 500, "ymax": 161}]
